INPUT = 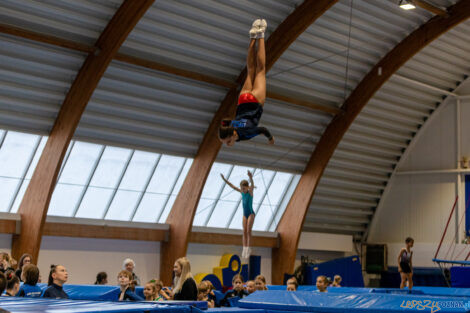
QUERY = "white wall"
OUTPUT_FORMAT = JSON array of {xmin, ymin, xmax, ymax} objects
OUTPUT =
[{"xmin": 368, "ymin": 97, "xmax": 470, "ymax": 267}]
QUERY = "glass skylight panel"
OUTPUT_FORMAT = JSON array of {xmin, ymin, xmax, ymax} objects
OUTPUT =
[
  {"xmin": 105, "ymin": 190, "xmax": 141, "ymax": 221},
  {"xmin": 58, "ymin": 141, "xmax": 103, "ymax": 185},
  {"xmin": 207, "ymin": 200, "xmax": 238, "ymax": 228},
  {"xmin": 252, "ymin": 169, "xmax": 275, "ymax": 206},
  {"xmin": 10, "ymin": 179, "xmax": 28, "ymax": 213},
  {"xmin": 132, "ymin": 193, "xmax": 168, "ymax": 223},
  {"xmin": 0, "ymin": 131, "xmax": 40, "ymax": 178},
  {"xmin": 0, "ymin": 177, "xmax": 19, "ymax": 212},
  {"xmin": 158, "ymin": 194, "xmax": 176, "ymax": 223},
  {"xmin": 89, "ymin": 146, "xmax": 132, "ymax": 188},
  {"xmin": 48, "ymin": 184, "xmax": 85, "ymax": 216},
  {"xmin": 146, "ymin": 155, "xmax": 185, "ymax": 194},
  {"xmin": 25, "ymin": 137, "xmax": 48, "ymax": 179},
  {"xmin": 74, "ymin": 187, "xmax": 114, "ymax": 218},
  {"xmin": 228, "ymin": 202, "xmax": 243, "ymax": 230},
  {"xmin": 118, "ymin": 151, "xmax": 159, "ymax": 192}
]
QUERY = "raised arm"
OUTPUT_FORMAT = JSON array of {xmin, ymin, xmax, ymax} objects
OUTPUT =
[
  {"xmin": 220, "ymin": 174, "xmax": 241, "ymax": 192},
  {"xmin": 247, "ymin": 170, "xmax": 255, "ymax": 194}
]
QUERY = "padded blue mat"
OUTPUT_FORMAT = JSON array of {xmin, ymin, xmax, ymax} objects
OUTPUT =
[
  {"xmin": 207, "ymin": 307, "xmax": 265, "ymax": 313},
  {"xmin": 0, "ymin": 297, "xmax": 193, "ymax": 313},
  {"xmin": 239, "ymin": 290, "xmax": 470, "ymax": 312}
]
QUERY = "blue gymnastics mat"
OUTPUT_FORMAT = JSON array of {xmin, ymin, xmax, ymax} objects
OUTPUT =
[
  {"xmin": 238, "ymin": 290, "xmax": 470, "ymax": 313},
  {"xmin": 0, "ymin": 297, "xmax": 193, "ymax": 313}
]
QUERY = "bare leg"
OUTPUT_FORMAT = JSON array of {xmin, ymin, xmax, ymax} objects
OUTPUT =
[
  {"xmin": 246, "ymin": 214, "xmax": 255, "ymax": 248},
  {"xmin": 240, "ymin": 39, "xmax": 257, "ymax": 95},
  {"xmin": 242, "ymin": 216, "xmax": 248, "ymax": 248},
  {"xmin": 251, "ymin": 38, "xmax": 266, "ymax": 105},
  {"xmin": 407, "ymin": 273, "xmax": 413, "ymax": 290},
  {"xmin": 399, "ymin": 272, "xmax": 407, "ymax": 289}
]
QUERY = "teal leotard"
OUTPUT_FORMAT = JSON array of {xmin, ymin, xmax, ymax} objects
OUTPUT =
[{"xmin": 242, "ymin": 192, "xmax": 255, "ymax": 218}]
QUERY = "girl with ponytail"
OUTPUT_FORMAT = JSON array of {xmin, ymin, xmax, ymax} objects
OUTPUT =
[{"xmin": 219, "ymin": 19, "xmax": 274, "ymax": 147}]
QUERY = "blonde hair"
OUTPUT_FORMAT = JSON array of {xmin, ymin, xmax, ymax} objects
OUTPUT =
[
  {"xmin": 173, "ymin": 257, "xmax": 193, "ymax": 293},
  {"xmin": 334, "ymin": 275, "xmax": 341, "ymax": 283}
]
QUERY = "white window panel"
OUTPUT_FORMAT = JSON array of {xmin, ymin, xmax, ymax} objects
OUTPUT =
[
  {"xmin": 268, "ymin": 174, "xmax": 301, "ymax": 232},
  {"xmin": 48, "ymin": 184, "xmax": 85, "ymax": 217},
  {"xmin": 265, "ymin": 172, "xmax": 292, "ymax": 206},
  {"xmin": 252, "ymin": 169, "xmax": 275, "ymax": 205},
  {"xmin": 25, "ymin": 137, "xmax": 48, "ymax": 179},
  {"xmin": 253, "ymin": 203, "xmax": 276, "ymax": 231},
  {"xmin": 199, "ymin": 163, "xmax": 232, "ymax": 200},
  {"xmin": 171, "ymin": 159, "xmax": 193, "ymax": 195},
  {"xmin": 0, "ymin": 177, "xmax": 20, "ymax": 212},
  {"xmin": 58, "ymin": 141, "xmax": 103, "ymax": 185},
  {"xmin": 119, "ymin": 151, "xmax": 159, "ymax": 192},
  {"xmin": 74, "ymin": 187, "xmax": 114, "ymax": 219},
  {"xmin": 193, "ymin": 198, "xmax": 214, "ymax": 226},
  {"xmin": 105, "ymin": 190, "xmax": 141, "ymax": 221},
  {"xmin": 132, "ymin": 193, "xmax": 168, "ymax": 223},
  {"xmin": 207, "ymin": 200, "xmax": 238, "ymax": 228},
  {"xmin": 147, "ymin": 155, "xmax": 185, "ymax": 194},
  {"xmin": 10, "ymin": 179, "xmax": 29, "ymax": 213},
  {"xmin": 228, "ymin": 202, "xmax": 243, "ymax": 230},
  {"xmin": 90, "ymin": 146, "xmax": 132, "ymax": 188},
  {"xmin": 0, "ymin": 131, "xmax": 39, "ymax": 178},
  {"xmin": 158, "ymin": 194, "xmax": 176, "ymax": 223}
]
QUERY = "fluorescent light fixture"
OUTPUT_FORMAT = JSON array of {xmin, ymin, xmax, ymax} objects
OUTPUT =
[{"xmin": 399, "ymin": 0, "xmax": 416, "ymax": 10}]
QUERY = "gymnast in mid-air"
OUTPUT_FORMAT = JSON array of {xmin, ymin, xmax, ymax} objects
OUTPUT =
[{"xmin": 219, "ymin": 19, "xmax": 274, "ymax": 146}]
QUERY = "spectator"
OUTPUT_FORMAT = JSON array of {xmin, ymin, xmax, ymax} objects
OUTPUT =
[
  {"xmin": 18, "ymin": 264, "xmax": 41, "ymax": 297},
  {"xmin": 15, "ymin": 253, "xmax": 32, "ymax": 282},
  {"xmin": 0, "ymin": 253, "xmax": 15, "ymax": 274},
  {"xmin": 246, "ymin": 280, "xmax": 256, "ymax": 294},
  {"xmin": 173, "ymin": 257, "xmax": 197, "ymax": 301},
  {"xmin": 197, "ymin": 281, "xmax": 214, "ymax": 308},
  {"xmin": 153, "ymin": 279, "xmax": 164, "ymax": 301},
  {"xmin": 255, "ymin": 275, "xmax": 267, "ymax": 291},
  {"xmin": 286, "ymin": 277, "xmax": 298, "ymax": 291},
  {"xmin": 123, "ymin": 258, "xmax": 140, "ymax": 286},
  {"xmin": 332, "ymin": 275, "xmax": 342, "ymax": 287},
  {"xmin": 117, "ymin": 270, "xmax": 143, "ymax": 301},
  {"xmin": 94, "ymin": 272, "xmax": 108, "ymax": 285},
  {"xmin": 4, "ymin": 271, "xmax": 19, "ymax": 296},
  {"xmin": 203, "ymin": 280, "xmax": 217, "ymax": 306},
  {"xmin": 144, "ymin": 280, "xmax": 159, "ymax": 301},
  {"xmin": 43, "ymin": 265, "xmax": 69, "ymax": 299},
  {"xmin": 222, "ymin": 274, "xmax": 248, "ymax": 306},
  {"xmin": 0, "ymin": 272, "xmax": 6, "ymax": 295},
  {"xmin": 316, "ymin": 275, "xmax": 328, "ymax": 293}
]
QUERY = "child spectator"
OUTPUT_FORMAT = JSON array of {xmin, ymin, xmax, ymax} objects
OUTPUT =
[
  {"xmin": 4, "ymin": 271, "xmax": 19, "ymax": 296},
  {"xmin": 332, "ymin": 275, "xmax": 342, "ymax": 287},
  {"xmin": 0, "ymin": 253, "xmax": 15, "ymax": 274},
  {"xmin": 316, "ymin": 275, "xmax": 328, "ymax": 293},
  {"xmin": 43, "ymin": 265, "xmax": 69, "ymax": 299},
  {"xmin": 203, "ymin": 280, "xmax": 217, "ymax": 306},
  {"xmin": 94, "ymin": 272, "xmax": 108, "ymax": 285},
  {"xmin": 18, "ymin": 264, "xmax": 41, "ymax": 297},
  {"xmin": 118, "ymin": 270, "xmax": 143, "ymax": 301},
  {"xmin": 255, "ymin": 275, "xmax": 268, "ymax": 291},
  {"xmin": 222, "ymin": 274, "xmax": 248, "ymax": 306},
  {"xmin": 197, "ymin": 281, "xmax": 214, "ymax": 308},
  {"xmin": 246, "ymin": 280, "xmax": 256, "ymax": 294},
  {"xmin": 286, "ymin": 277, "xmax": 298, "ymax": 291},
  {"xmin": 144, "ymin": 280, "xmax": 159, "ymax": 301}
]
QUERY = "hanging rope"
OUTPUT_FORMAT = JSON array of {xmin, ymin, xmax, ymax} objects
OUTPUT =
[{"xmin": 343, "ymin": 0, "xmax": 354, "ymax": 100}]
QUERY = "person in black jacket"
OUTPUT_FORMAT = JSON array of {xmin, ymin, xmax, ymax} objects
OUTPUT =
[
  {"xmin": 42, "ymin": 265, "xmax": 69, "ymax": 299},
  {"xmin": 172, "ymin": 257, "xmax": 197, "ymax": 301},
  {"xmin": 221, "ymin": 274, "xmax": 248, "ymax": 306}
]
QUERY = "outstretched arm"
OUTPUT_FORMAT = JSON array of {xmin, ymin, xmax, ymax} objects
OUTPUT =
[
  {"xmin": 221, "ymin": 174, "xmax": 241, "ymax": 192},
  {"xmin": 247, "ymin": 170, "xmax": 255, "ymax": 194}
]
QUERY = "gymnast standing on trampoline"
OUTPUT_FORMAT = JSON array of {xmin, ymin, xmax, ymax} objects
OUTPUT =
[
  {"xmin": 219, "ymin": 19, "xmax": 274, "ymax": 146},
  {"xmin": 398, "ymin": 237, "xmax": 414, "ymax": 290}
]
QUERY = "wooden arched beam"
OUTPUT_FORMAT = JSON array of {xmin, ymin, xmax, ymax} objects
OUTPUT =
[
  {"xmin": 272, "ymin": 0, "xmax": 470, "ymax": 284},
  {"xmin": 159, "ymin": 0, "xmax": 339, "ymax": 285},
  {"xmin": 11, "ymin": 0, "xmax": 154, "ymax": 262}
]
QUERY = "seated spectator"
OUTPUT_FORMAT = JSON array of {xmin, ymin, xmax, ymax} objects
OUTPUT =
[
  {"xmin": 94, "ymin": 272, "xmax": 108, "ymax": 285},
  {"xmin": 18, "ymin": 264, "xmax": 41, "ymax": 297},
  {"xmin": 4, "ymin": 271, "xmax": 19, "ymax": 296},
  {"xmin": 197, "ymin": 281, "xmax": 214, "ymax": 308},
  {"xmin": 255, "ymin": 275, "xmax": 268, "ymax": 291},
  {"xmin": 43, "ymin": 265, "xmax": 69, "ymax": 299},
  {"xmin": 144, "ymin": 280, "xmax": 164, "ymax": 301},
  {"xmin": 118, "ymin": 270, "xmax": 143, "ymax": 301},
  {"xmin": 123, "ymin": 258, "xmax": 140, "ymax": 286},
  {"xmin": 153, "ymin": 279, "xmax": 165, "ymax": 301},
  {"xmin": 15, "ymin": 253, "xmax": 32, "ymax": 282},
  {"xmin": 246, "ymin": 280, "xmax": 256, "ymax": 294},
  {"xmin": 332, "ymin": 275, "xmax": 342, "ymax": 287},
  {"xmin": 173, "ymin": 257, "xmax": 197, "ymax": 301},
  {"xmin": 160, "ymin": 285, "xmax": 172, "ymax": 301},
  {"xmin": 316, "ymin": 275, "xmax": 328, "ymax": 293},
  {"xmin": 203, "ymin": 280, "xmax": 217, "ymax": 306},
  {"xmin": 222, "ymin": 274, "xmax": 248, "ymax": 306},
  {"xmin": 0, "ymin": 253, "xmax": 15, "ymax": 274},
  {"xmin": 286, "ymin": 277, "xmax": 298, "ymax": 291}
]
